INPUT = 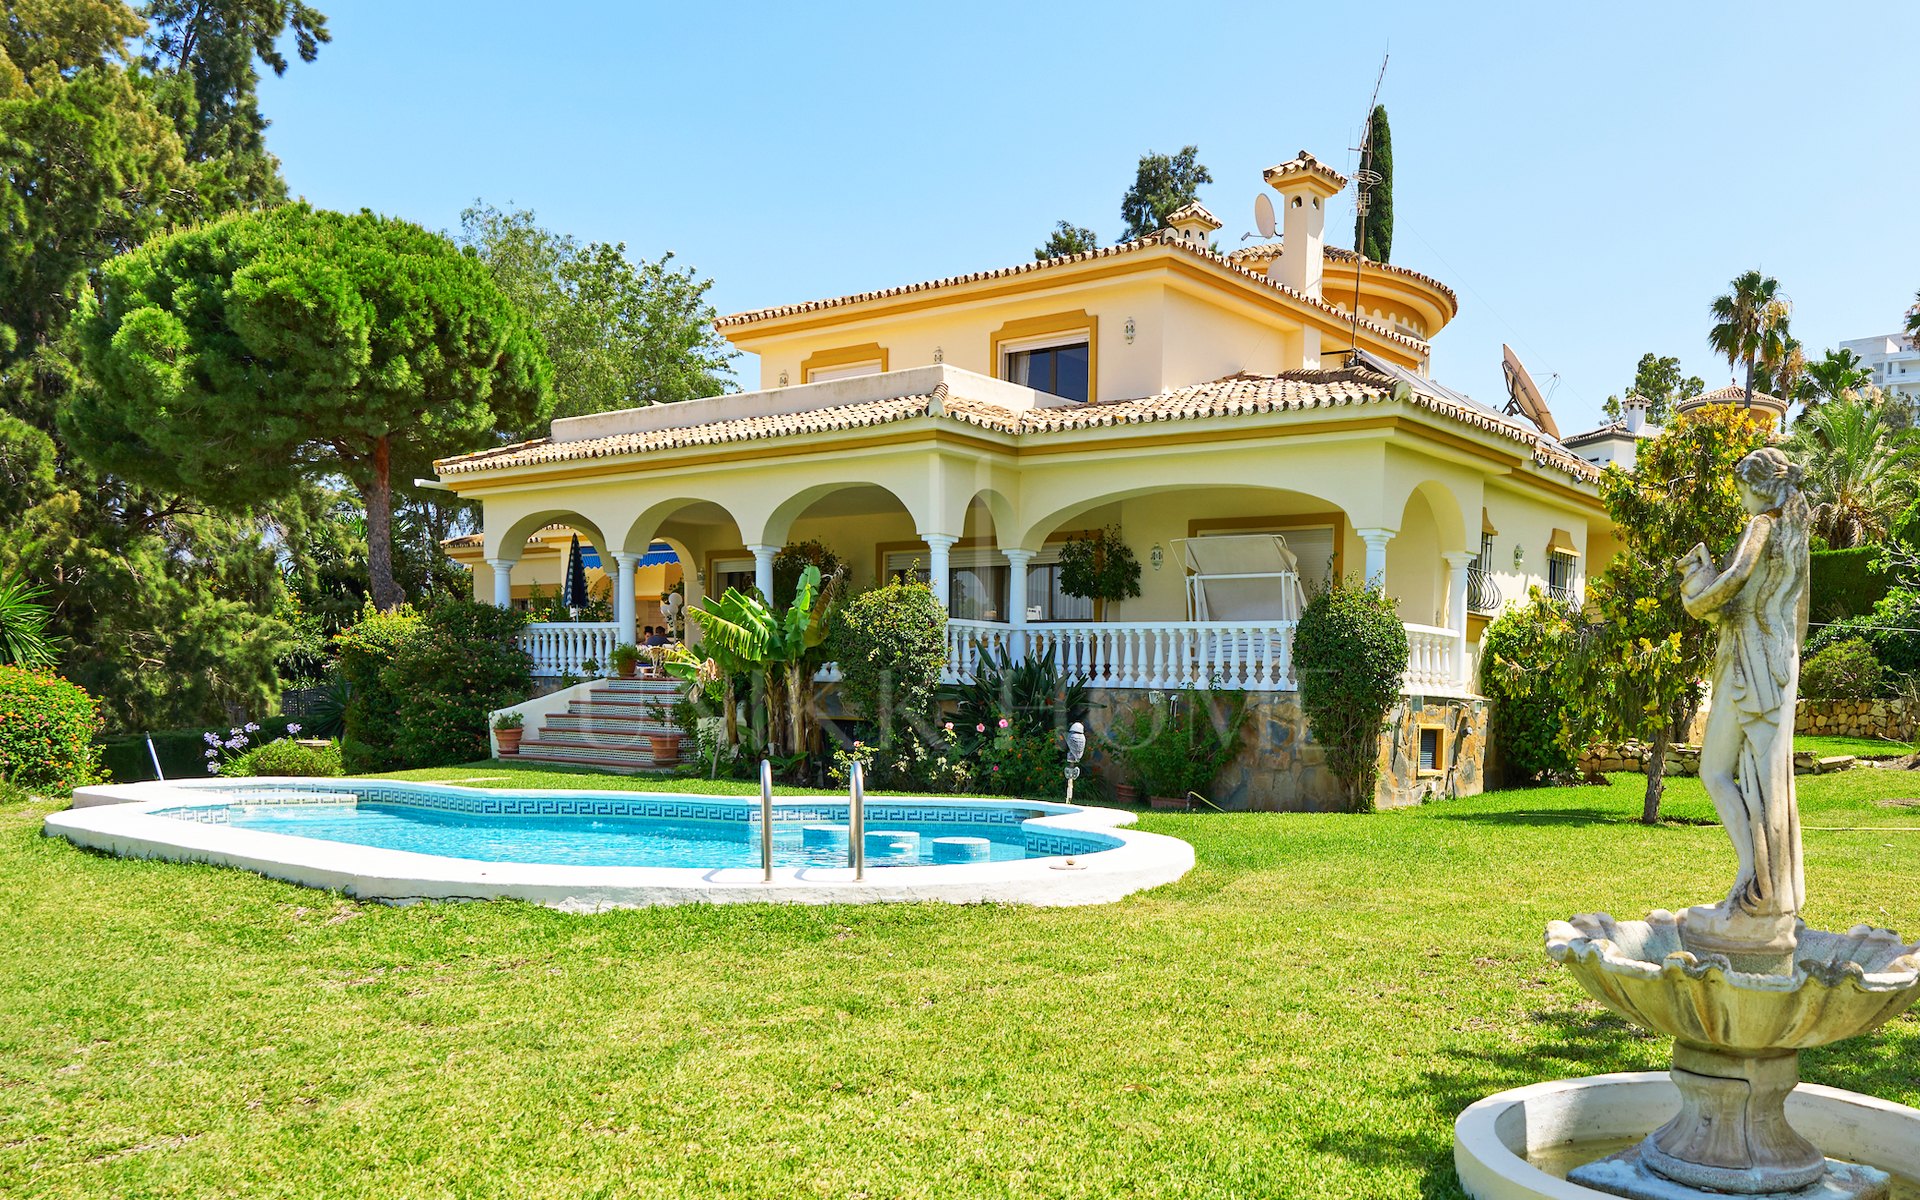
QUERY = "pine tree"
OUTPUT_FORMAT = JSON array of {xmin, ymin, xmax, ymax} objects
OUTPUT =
[{"xmin": 1355, "ymin": 105, "xmax": 1393, "ymax": 262}]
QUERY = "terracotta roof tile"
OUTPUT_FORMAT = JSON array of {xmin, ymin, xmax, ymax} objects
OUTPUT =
[
  {"xmin": 1262, "ymin": 151, "xmax": 1348, "ymax": 191},
  {"xmin": 1164, "ymin": 200, "xmax": 1222, "ymax": 230},
  {"xmin": 713, "ymin": 231, "xmax": 1431, "ymax": 354},
  {"xmin": 1228, "ymin": 242, "xmax": 1459, "ymax": 312},
  {"xmin": 1677, "ymin": 384, "xmax": 1788, "ymax": 413},
  {"xmin": 436, "ymin": 368, "xmax": 1598, "ymax": 484}
]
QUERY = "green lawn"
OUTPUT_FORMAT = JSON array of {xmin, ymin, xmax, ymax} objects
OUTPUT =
[
  {"xmin": 5, "ymin": 770, "xmax": 1920, "ymax": 1199},
  {"xmin": 1794, "ymin": 733, "xmax": 1916, "ymax": 759}
]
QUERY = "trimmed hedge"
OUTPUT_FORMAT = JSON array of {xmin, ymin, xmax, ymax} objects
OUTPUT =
[
  {"xmin": 827, "ymin": 578, "xmax": 947, "ymax": 732},
  {"xmin": 0, "ymin": 666, "xmax": 103, "ymax": 794},
  {"xmin": 1294, "ymin": 582, "xmax": 1408, "ymax": 813},
  {"xmin": 336, "ymin": 607, "xmax": 423, "ymax": 773},
  {"xmin": 1808, "ymin": 547, "xmax": 1891, "ymax": 623},
  {"xmin": 221, "ymin": 738, "xmax": 343, "ymax": 778},
  {"xmin": 1799, "ymin": 638, "xmax": 1885, "ymax": 701}
]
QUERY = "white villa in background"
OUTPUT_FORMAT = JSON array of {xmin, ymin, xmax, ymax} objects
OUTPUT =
[
  {"xmin": 1561, "ymin": 384, "xmax": 1788, "ymax": 473},
  {"xmin": 437, "ymin": 149, "xmax": 1625, "ymax": 804},
  {"xmin": 1839, "ymin": 333, "xmax": 1920, "ymax": 404}
]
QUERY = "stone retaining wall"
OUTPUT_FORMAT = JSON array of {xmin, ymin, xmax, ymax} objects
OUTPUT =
[
  {"xmin": 1796, "ymin": 698, "xmax": 1914, "ymax": 742},
  {"xmin": 1082, "ymin": 688, "xmax": 1487, "ymax": 812},
  {"xmin": 1579, "ymin": 741, "xmax": 1862, "ymax": 777}
]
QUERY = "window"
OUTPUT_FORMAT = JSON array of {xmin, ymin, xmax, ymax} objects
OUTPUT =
[
  {"xmin": 801, "ymin": 342, "xmax": 889, "ymax": 384},
  {"xmin": 1469, "ymin": 533, "xmax": 1501, "ymax": 613},
  {"xmin": 1547, "ymin": 552, "xmax": 1576, "ymax": 603},
  {"xmin": 884, "ymin": 548, "xmax": 1093, "ymax": 622},
  {"xmin": 1417, "ymin": 726, "xmax": 1444, "ymax": 775},
  {"xmin": 1003, "ymin": 339, "xmax": 1089, "ymax": 402},
  {"xmin": 712, "ymin": 556, "xmax": 755, "ymax": 597}
]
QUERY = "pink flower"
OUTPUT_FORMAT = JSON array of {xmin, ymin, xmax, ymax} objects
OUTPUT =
[
  {"xmin": 943, "ymin": 721, "xmax": 953, "ymax": 732},
  {"xmin": 975, "ymin": 723, "xmax": 986, "ymax": 733},
  {"xmin": 997, "ymin": 717, "xmax": 1010, "ymax": 729}
]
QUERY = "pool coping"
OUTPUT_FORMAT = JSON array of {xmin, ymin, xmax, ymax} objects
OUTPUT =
[{"xmin": 47, "ymin": 778, "xmax": 1196, "ymax": 911}]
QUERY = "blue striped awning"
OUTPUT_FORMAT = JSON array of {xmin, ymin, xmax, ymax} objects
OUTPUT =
[{"xmin": 636, "ymin": 541, "xmax": 678, "ymax": 568}]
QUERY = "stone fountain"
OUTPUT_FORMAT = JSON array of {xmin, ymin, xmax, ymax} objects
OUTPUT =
[{"xmin": 1457, "ymin": 448, "xmax": 1920, "ymax": 1200}]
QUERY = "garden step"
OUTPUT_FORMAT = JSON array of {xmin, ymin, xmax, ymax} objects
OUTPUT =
[
  {"xmin": 569, "ymin": 698, "xmax": 674, "ymax": 716},
  {"xmin": 510, "ymin": 740, "xmax": 665, "ymax": 773},
  {"xmin": 544, "ymin": 714, "xmax": 675, "ymax": 735},
  {"xmin": 591, "ymin": 678, "xmax": 682, "ymax": 695}
]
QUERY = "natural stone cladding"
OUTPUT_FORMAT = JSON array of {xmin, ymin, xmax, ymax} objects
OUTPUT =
[
  {"xmin": 1081, "ymin": 688, "xmax": 1487, "ymax": 812},
  {"xmin": 1796, "ymin": 698, "xmax": 1915, "ymax": 743}
]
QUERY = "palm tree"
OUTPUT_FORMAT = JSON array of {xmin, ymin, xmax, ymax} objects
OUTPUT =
[
  {"xmin": 1787, "ymin": 391, "xmax": 1917, "ymax": 548},
  {"xmin": 0, "ymin": 573, "xmax": 57, "ymax": 671},
  {"xmin": 1905, "ymin": 288, "xmax": 1919, "ymax": 351},
  {"xmin": 1708, "ymin": 270, "xmax": 1783, "ymax": 410},
  {"xmin": 1803, "ymin": 348, "xmax": 1873, "ymax": 406},
  {"xmin": 1756, "ymin": 329, "xmax": 1807, "ymax": 408}
]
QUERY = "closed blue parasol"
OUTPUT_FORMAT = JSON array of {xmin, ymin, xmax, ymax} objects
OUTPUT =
[{"xmin": 561, "ymin": 534, "xmax": 590, "ymax": 612}]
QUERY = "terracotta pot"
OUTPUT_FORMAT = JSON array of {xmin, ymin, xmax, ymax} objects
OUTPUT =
[
  {"xmin": 1148, "ymin": 794, "xmax": 1189, "ymax": 811},
  {"xmin": 648, "ymin": 731, "xmax": 682, "ymax": 766},
  {"xmin": 495, "ymin": 728, "xmax": 523, "ymax": 755},
  {"xmin": 1114, "ymin": 783, "xmax": 1141, "ymax": 805},
  {"xmin": 616, "ymin": 661, "xmax": 636, "ymax": 679}
]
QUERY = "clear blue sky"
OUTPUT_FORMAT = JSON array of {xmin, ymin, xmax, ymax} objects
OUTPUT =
[{"xmin": 257, "ymin": 0, "xmax": 1919, "ymax": 432}]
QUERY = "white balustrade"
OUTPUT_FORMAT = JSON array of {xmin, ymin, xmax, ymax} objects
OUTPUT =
[
  {"xmin": 1400, "ymin": 623, "xmax": 1461, "ymax": 694},
  {"xmin": 816, "ymin": 619, "xmax": 1464, "ymax": 695},
  {"xmin": 520, "ymin": 622, "xmax": 620, "ymax": 677}
]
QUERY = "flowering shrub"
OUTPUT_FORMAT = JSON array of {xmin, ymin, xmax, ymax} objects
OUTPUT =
[
  {"xmin": 0, "ymin": 666, "xmax": 103, "ymax": 794},
  {"xmin": 972, "ymin": 723, "xmax": 1067, "ymax": 798},
  {"xmin": 220, "ymin": 736, "xmax": 341, "ymax": 778},
  {"xmin": 200, "ymin": 721, "xmax": 301, "ymax": 773},
  {"xmin": 830, "ymin": 720, "xmax": 974, "ymax": 793}
]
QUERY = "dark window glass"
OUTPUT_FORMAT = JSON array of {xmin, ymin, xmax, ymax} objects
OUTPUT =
[{"xmin": 1005, "ymin": 341, "xmax": 1090, "ymax": 403}]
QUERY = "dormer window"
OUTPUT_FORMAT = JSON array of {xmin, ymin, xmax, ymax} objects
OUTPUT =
[{"xmin": 1003, "ymin": 337, "xmax": 1089, "ymax": 403}]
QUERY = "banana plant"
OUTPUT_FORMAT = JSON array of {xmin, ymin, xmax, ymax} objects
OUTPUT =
[{"xmin": 667, "ymin": 565, "xmax": 835, "ymax": 759}]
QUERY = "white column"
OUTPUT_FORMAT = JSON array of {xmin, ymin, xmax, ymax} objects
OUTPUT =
[
  {"xmin": 613, "ymin": 552, "xmax": 641, "ymax": 646},
  {"xmin": 488, "ymin": 558, "xmax": 513, "ymax": 608},
  {"xmin": 922, "ymin": 533, "xmax": 960, "ymax": 610},
  {"xmin": 1004, "ymin": 548, "xmax": 1036, "ymax": 656},
  {"xmin": 1357, "ymin": 528, "xmax": 1394, "ymax": 591},
  {"xmin": 1444, "ymin": 551, "xmax": 1478, "ymax": 690},
  {"xmin": 748, "ymin": 543, "xmax": 778, "ymax": 603}
]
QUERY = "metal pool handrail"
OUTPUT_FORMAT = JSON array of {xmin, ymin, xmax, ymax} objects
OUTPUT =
[
  {"xmin": 849, "ymin": 760, "xmax": 866, "ymax": 881},
  {"xmin": 759, "ymin": 757, "xmax": 774, "ymax": 883}
]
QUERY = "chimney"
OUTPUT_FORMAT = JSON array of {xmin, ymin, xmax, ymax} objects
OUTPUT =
[
  {"xmin": 1621, "ymin": 393, "xmax": 1649, "ymax": 435},
  {"xmin": 1261, "ymin": 151, "xmax": 1348, "ymax": 300},
  {"xmin": 1163, "ymin": 200, "xmax": 1222, "ymax": 252}
]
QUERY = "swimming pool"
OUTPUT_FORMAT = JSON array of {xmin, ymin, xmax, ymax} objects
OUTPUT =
[
  {"xmin": 151, "ymin": 781, "xmax": 1117, "ymax": 869},
  {"xmin": 47, "ymin": 778, "xmax": 1194, "ymax": 910}
]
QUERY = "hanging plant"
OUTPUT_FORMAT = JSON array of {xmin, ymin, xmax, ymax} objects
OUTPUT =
[{"xmin": 1058, "ymin": 525, "xmax": 1143, "ymax": 604}]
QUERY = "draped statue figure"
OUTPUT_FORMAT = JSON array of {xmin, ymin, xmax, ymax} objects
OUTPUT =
[{"xmin": 1677, "ymin": 447, "xmax": 1811, "ymax": 954}]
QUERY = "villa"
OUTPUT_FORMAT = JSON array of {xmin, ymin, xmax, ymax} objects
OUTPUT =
[{"xmin": 435, "ymin": 150, "xmax": 1621, "ymax": 808}]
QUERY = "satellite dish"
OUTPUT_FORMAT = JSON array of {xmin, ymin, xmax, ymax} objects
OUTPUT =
[
  {"xmin": 1254, "ymin": 193, "xmax": 1276, "ymax": 239},
  {"xmin": 1501, "ymin": 344, "xmax": 1562, "ymax": 441},
  {"xmin": 1265, "ymin": 258, "xmax": 1286, "ymax": 285}
]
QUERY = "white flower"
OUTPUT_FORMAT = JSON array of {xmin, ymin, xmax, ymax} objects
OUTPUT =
[
  {"xmin": 244, "ymin": 722, "xmax": 260, "ymax": 733},
  {"xmin": 205, "ymin": 749, "xmax": 218, "ymax": 758},
  {"xmin": 206, "ymin": 762, "xmax": 220, "ymax": 773},
  {"xmin": 203, "ymin": 732, "xmax": 219, "ymax": 745},
  {"xmin": 286, "ymin": 723, "xmax": 302, "ymax": 735}
]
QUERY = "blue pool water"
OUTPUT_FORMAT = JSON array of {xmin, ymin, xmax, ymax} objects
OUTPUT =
[{"xmin": 155, "ymin": 782, "xmax": 1117, "ymax": 870}]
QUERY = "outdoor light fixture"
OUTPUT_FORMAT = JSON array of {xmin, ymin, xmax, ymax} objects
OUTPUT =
[
  {"xmin": 1513, "ymin": 544, "xmax": 1525, "ymax": 569},
  {"xmin": 778, "ymin": 370, "xmax": 789, "ymax": 387},
  {"xmin": 1150, "ymin": 544, "xmax": 1164, "ymax": 571},
  {"xmin": 933, "ymin": 346, "xmax": 943, "ymax": 363},
  {"xmin": 1125, "ymin": 317, "xmax": 1136, "ymax": 344}
]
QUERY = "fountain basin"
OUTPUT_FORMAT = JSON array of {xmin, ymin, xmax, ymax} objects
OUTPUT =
[
  {"xmin": 1454, "ymin": 1074, "xmax": 1920, "ymax": 1199},
  {"xmin": 1545, "ymin": 911, "xmax": 1920, "ymax": 1053}
]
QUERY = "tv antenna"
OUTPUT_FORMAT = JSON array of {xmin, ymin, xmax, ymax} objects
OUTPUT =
[{"xmin": 1347, "ymin": 50, "xmax": 1389, "ymax": 352}]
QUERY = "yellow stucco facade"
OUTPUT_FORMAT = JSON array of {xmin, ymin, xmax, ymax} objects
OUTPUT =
[{"xmin": 435, "ymin": 151, "xmax": 1608, "ymax": 696}]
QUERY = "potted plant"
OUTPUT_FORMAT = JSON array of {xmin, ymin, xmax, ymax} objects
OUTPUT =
[
  {"xmin": 493, "ymin": 711, "xmax": 525, "ymax": 756},
  {"xmin": 609, "ymin": 643, "xmax": 641, "ymax": 679},
  {"xmin": 1058, "ymin": 524, "xmax": 1143, "ymax": 618},
  {"xmin": 645, "ymin": 703, "xmax": 682, "ymax": 766},
  {"xmin": 1109, "ymin": 689, "xmax": 1249, "ymax": 810},
  {"xmin": 580, "ymin": 657, "xmax": 601, "ymax": 678},
  {"xmin": 1113, "ymin": 780, "xmax": 1142, "ymax": 806}
]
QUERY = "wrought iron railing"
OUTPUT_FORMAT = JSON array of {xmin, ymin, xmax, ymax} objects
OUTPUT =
[{"xmin": 1467, "ymin": 565, "xmax": 1502, "ymax": 614}]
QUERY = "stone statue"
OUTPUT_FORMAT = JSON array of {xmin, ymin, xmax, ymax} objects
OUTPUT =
[{"xmin": 1675, "ymin": 447, "xmax": 1811, "ymax": 955}]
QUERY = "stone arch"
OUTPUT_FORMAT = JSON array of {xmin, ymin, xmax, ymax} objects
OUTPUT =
[
  {"xmin": 756, "ymin": 479, "xmax": 924, "ymax": 549},
  {"xmin": 485, "ymin": 509, "xmax": 610, "ymax": 563},
  {"xmin": 1384, "ymin": 481, "xmax": 1469, "ymax": 627},
  {"xmin": 620, "ymin": 495, "xmax": 750, "ymax": 556}
]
